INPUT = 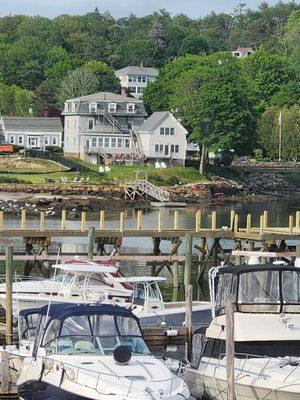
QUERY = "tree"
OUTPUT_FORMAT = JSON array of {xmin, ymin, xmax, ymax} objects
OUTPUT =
[
  {"xmin": 241, "ymin": 48, "xmax": 295, "ymax": 111},
  {"xmin": 271, "ymin": 81, "xmax": 300, "ymax": 107},
  {"xmin": 258, "ymin": 105, "xmax": 300, "ymax": 161},
  {"xmin": 169, "ymin": 53, "xmax": 257, "ymax": 174},
  {"xmin": 34, "ymin": 80, "xmax": 58, "ymax": 114},
  {"xmin": 0, "ymin": 83, "xmax": 16, "ymax": 115},
  {"xmin": 58, "ymin": 68, "xmax": 99, "ymax": 105},
  {"xmin": 14, "ymin": 87, "xmax": 36, "ymax": 116},
  {"xmin": 178, "ymin": 32, "xmax": 208, "ymax": 56},
  {"xmin": 83, "ymin": 61, "xmax": 120, "ymax": 92}
]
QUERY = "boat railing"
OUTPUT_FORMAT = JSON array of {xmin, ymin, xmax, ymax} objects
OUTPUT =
[
  {"xmin": 43, "ymin": 356, "xmax": 178, "ymax": 397},
  {"xmin": 0, "ymin": 274, "xmax": 45, "ymax": 284}
]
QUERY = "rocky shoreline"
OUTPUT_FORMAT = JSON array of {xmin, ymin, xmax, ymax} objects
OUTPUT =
[{"xmin": 0, "ymin": 170, "xmax": 297, "ymax": 217}]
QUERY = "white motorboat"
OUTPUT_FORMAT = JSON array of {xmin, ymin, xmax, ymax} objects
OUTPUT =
[
  {"xmin": 185, "ymin": 263, "xmax": 300, "ymax": 400},
  {"xmin": 3, "ymin": 303, "xmax": 190, "ymax": 400},
  {"xmin": 0, "ymin": 259, "xmax": 132, "ymax": 313},
  {"xmin": 116, "ymin": 276, "xmax": 212, "ymax": 326}
]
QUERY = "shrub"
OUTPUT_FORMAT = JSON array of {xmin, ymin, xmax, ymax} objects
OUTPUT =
[
  {"xmin": 45, "ymin": 146, "xmax": 63, "ymax": 154},
  {"xmin": 148, "ymin": 173, "xmax": 166, "ymax": 186},
  {"xmin": 0, "ymin": 176, "xmax": 31, "ymax": 184}
]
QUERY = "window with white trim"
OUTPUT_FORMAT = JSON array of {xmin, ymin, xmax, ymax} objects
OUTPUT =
[
  {"xmin": 10, "ymin": 136, "xmax": 15, "ymax": 144},
  {"xmin": 160, "ymin": 128, "xmax": 164, "ymax": 135},
  {"xmin": 175, "ymin": 145, "xmax": 179, "ymax": 153},
  {"xmin": 111, "ymin": 138, "xmax": 116, "ymax": 148},
  {"xmin": 91, "ymin": 138, "xmax": 97, "ymax": 147},
  {"xmin": 170, "ymin": 128, "xmax": 175, "ymax": 135},
  {"xmin": 89, "ymin": 120, "xmax": 93, "ymax": 130},
  {"xmin": 165, "ymin": 128, "xmax": 170, "ymax": 135},
  {"xmin": 127, "ymin": 103, "xmax": 135, "ymax": 114},
  {"xmin": 18, "ymin": 136, "xmax": 23, "ymax": 145},
  {"xmin": 117, "ymin": 138, "xmax": 123, "ymax": 148},
  {"xmin": 52, "ymin": 137, "xmax": 58, "ymax": 145},
  {"xmin": 44, "ymin": 136, "xmax": 49, "ymax": 145},
  {"xmin": 108, "ymin": 103, "xmax": 117, "ymax": 113},
  {"xmin": 104, "ymin": 138, "xmax": 110, "ymax": 148},
  {"xmin": 125, "ymin": 138, "xmax": 130, "ymax": 148},
  {"xmin": 89, "ymin": 102, "xmax": 97, "ymax": 113},
  {"xmin": 98, "ymin": 137, "xmax": 103, "ymax": 147}
]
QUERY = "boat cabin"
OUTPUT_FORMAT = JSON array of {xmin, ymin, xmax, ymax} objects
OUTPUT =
[
  {"xmin": 23, "ymin": 303, "xmax": 149, "ymax": 358},
  {"xmin": 210, "ymin": 264, "xmax": 300, "ymax": 317},
  {"xmin": 115, "ymin": 277, "xmax": 166, "ymax": 314}
]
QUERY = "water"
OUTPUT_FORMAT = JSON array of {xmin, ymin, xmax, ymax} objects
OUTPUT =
[{"xmin": 0, "ymin": 196, "xmax": 299, "ymax": 301}]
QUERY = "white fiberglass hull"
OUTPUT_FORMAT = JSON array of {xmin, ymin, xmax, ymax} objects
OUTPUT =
[
  {"xmin": 17, "ymin": 354, "xmax": 190, "ymax": 400},
  {"xmin": 185, "ymin": 357, "xmax": 300, "ymax": 400},
  {"xmin": 138, "ymin": 301, "xmax": 212, "ymax": 326}
]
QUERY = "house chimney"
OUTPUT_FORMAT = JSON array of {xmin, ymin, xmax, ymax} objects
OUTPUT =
[
  {"xmin": 121, "ymin": 86, "xmax": 127, "ymax": 97},
  {"xmin": 140, "ymin": 61, "xmax": 144, "ymax": 68}
]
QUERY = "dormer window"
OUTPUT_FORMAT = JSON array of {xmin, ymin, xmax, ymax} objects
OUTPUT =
[
  {"xmin": 65, "ymin": 102, "xmax": 71, "ymax": 112},
  {"xmin": 108, "ymin": 102, "xmax": 117, "ymax": 113},
  {"xmin": 71, "ymin": 102, "xmax": 77, "ymax": 112},
  {"xmin": 89, "ymin": 102, "xmax": 98, "ymax": 113},
  {"xmin": 127, "ymin": 103, "xmax": 135, "ymax": 114}
]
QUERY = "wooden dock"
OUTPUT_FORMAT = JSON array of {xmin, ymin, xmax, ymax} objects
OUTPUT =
[{"xmin": 0, "ymin": 208, "xmax": 298, "ymax": 286}]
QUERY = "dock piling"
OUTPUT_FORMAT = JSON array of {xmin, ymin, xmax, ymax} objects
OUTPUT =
[
  {"xmin": 225, "ymin": 293, "xmax": 235, "ymax": 400},
  {"xmin": 61, "ymin": 209, "xmax": 67, "ymax": 230},
  {"xmin": 184, "ymin": 233, "xmax": 193, "ymax": 287},
  {"xmin": 87, "ymin": 227, "xmax": 95, "ymax": 260},
  {"xmin": 99, "ymin": 210, "xmax": 105, "ymax": 230},
  {"xmin": 5, "ymin": 245, "xmax": 13, "ymax": 346},
  {"xmin": 21, "ymin": 209, "xmax": 26, "ymax": 229},
  {"xmin": 185, "ymin": 284, "xmax": 193, "ymax": 361}
]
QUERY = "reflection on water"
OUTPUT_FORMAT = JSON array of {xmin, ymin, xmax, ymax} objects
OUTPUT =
[{"xmin": 0, "ymin": 197, "xmax": 299, "ymax": 301}]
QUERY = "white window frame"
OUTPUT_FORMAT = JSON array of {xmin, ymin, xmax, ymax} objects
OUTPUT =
[
  {"xmin": 91, "ymin": 137, "xmax": 97, "ymax": 147},
  {"xmin": 18, "ymin": 136, "xmax": 23, "ymax": 145},
  {"xmin": 104, "ymin": 138, "xmax": 110, "ymax": 148},
  {"xmin": 98, "ymin": 137, "xmax": 103, "ymax": 147},
  {"xmin": 89, "ymin": 119, "xmax": 93, "ymax": 130},
  {"xmin": 44, "ymin": 136, "xmax": 49, "ymax": 145},
  {"xmin": 52, "ymin": 136, "xmax": 58, "ymax": 146},
  {"xmin": 89, "ymin": 102, "xmax": 98, "ymax": 113},
  {"xmin": 108, "ymin": 102, "xmax": 117, "ymax": 113},
  {"xmin": 10, "ymin": 136, "xmax": 15, "ymax": 144}
]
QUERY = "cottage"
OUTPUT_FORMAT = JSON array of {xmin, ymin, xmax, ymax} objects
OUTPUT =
[
  {"xmin": 232, "ymin": 45, "xmax": 254, "ymax": 58},
  {"xmin": 138, "ymin": 111, "xmax": 187, "ymax": 166},
  {"xmin": 62, "ymin": 92, "xmax": 147, "ymax": 163},
  {"xmin": 0, "ymin": 116, "xmax": 63, "ymax": 149},
  {"xmin": 115, "ymin": 65, "xmax": 159, "ymax": 98}
]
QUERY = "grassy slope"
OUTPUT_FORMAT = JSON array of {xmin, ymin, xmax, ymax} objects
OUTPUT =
[
  {"xmin": 0, "ymin": 158, "xmax": 68, "ymax": 173},
  {"xmin": 0, "ymin": 157, "xmax": 207, "ymax": 185}
]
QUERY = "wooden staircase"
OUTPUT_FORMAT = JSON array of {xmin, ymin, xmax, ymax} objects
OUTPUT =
[{"xmin": 124, "ymin": 179, "xmax": 170, "ymax": 202}]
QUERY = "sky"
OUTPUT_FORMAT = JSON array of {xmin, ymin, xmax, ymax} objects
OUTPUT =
[{"xmin": 0, "ymin": 0, "xmax": 288, "ymax": 19}]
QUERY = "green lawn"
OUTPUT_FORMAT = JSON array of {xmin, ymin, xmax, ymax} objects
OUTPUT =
[
  {"xmin": 0, "ymin": 158, "xmax": 207, "ymax": 186},
  {"xmin": 0, "ymin": 157, "xmax": 68, "ymax": 174}
]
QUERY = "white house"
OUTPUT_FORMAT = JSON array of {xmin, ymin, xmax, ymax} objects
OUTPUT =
[
  {"xmin": 232, "ymin": 46, "xmax": 254, "ymax": 58},
  {"xmin": 62, "ymin": 92, "xmax": 147, "ymax": 163},
  {"xmin": 138, "ymin": 112, "xmax": 187, "ymax": 166},
  {"xmin": 115, "ymin": 65, "xmax": 159, "ymax": 98},
  {"xmin": 0, "ymin": 117, "xmax": 63, "ymax": 149}
]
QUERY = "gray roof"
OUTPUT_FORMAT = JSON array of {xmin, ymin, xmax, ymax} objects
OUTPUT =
[
  {"xmin": 138, "ymin": 112, "xmax": 171, "ymax": 132},
  {"xmin": 115, "ymin": 66, "xmax": 159, "ymax": 77},
  {"xmin": 67, "ymin": 92, "xmax": 142, "ymax": 103},
  {"xmin": 2, "ymin": 117, "xmax": 63, "ymax": 132},
  {"xmin": 64, "ymin": 92, "xmax": 147, "ymax": 117}
]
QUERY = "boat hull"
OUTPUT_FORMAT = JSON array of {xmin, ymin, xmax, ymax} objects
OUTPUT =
[
  {"xmin": 18, "ymin": 381, "xmax": 187, "ymax": 400},
  {"xmin": 139, "ymin": 303, "xmax": 212, "ymax": 326},
  {"xmin": 185, "ymin": 367, "xmax": 300, "ymax": 400}
]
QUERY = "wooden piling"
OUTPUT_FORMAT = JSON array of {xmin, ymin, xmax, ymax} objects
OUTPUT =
[
  {"xmin": 233, "ymin": 214, "xmax": 239, "ymax": 232},
  {"xmin": 184, "ymin": 233, "xmax": 193, "ymax": 287},
  {"xmin": 173, "ymin": 210, "xmax": 179, "ymax": 230},
  {"xmin": 195, "ymin": 210, "xmax": 201, "ymax": 233},
  {"xmin": 87, "ymin": 227, "xmax": 95, "ymax": 260},
  {"xmin": 0, "ymin": 351, "xmax": 9, "ymax": 394},
  {"xmin": 99, "ymin": 210, "xmax": 105, "ymax": 230},
  {"xmin": 40, "ymin": 211, "xmax": 45, "ymax": 232},
  {"xmin": 119, "ymin": 212, "xmax": 125, "ymax": 233},
  {"xmin": 136, "ymin": 210, "xmax": 142, "ymax": 230},
  {"xmin": 157, "ymin": 211, "xmax": 163, "ymax": 232},
  {"xmin": 185, "ymin": 284, "xmax": 193, "ymax": 361},
  {"xmin": 289, "ymin": 215, "xmax": 294, "ymax": 235},
  {"xmin": 263, "ymin": 210, "xmax": 268, "ymax": 229},
  {"xmin": 230, "ymin": 210, "xmax": 235, "ymax": 231},
  {"xmin": 172, "ymin": 238, "xmax": 179, "ymax": 288},
  {"xmin": 21, "ymin": 209, "xmax": 26, "ymax": 229},
  {"xmin": 5, "ymin": 245, "xmax": 13, "ymax": 346},
  {"xmin": 0, "ymin": 211, "xmax": 3, "ymax": 231},
  {"xmin": 81, "ymin": 211, "xmax": 86, "ymax": 232},
  {"xmin": 225, "ymin": 293, "xmax": 235, "ymax": 400},
  {"xmin": 296, "ymin": 211, "xmax": 300, "ymax": 229},
  {"xmin": 246, "ymin": 214, "xmax": 251, "ymax": 234},
  {"xmin": 61, "ymin": 209, "xmax": 67, "ymax": 230},
  {"xmin": 259, "ymin": 215, "xmax": 264, "ymax": 235},
  {"xmin": 211, "ymin": 211, "xmax": 217, "ymax": 230}
]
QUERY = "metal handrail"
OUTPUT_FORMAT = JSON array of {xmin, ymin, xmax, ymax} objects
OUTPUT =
[{"xmin": 43, "ymin": 355, "xmax": 178, "ymax": 397}]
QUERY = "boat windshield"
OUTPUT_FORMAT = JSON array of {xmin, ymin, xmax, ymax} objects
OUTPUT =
[
  {"xmin": 42, "ymin": 314, "xmax": 149, "ymax": 356},
  {"xmin": 215, "ymin": 269, "xmax": 300, "ymax": 314},
  {"xmin": 19, "ymin": 312, "xmax": 40, "ymax": 341},
  {"xmin": 132, "ymin": 282, "xmax": 161, "ymax": 305}
]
